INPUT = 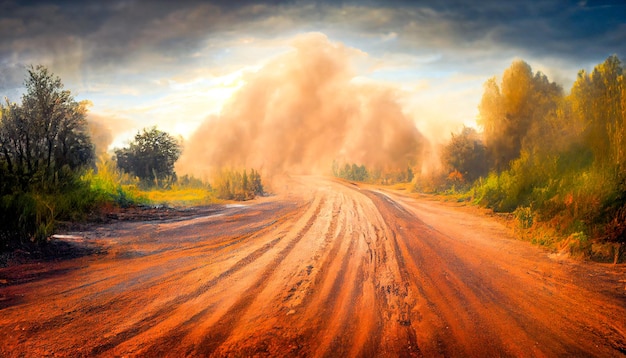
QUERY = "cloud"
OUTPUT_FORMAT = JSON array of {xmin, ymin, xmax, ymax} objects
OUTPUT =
[{"xmin": 1, "ymin": 1, "xmax": 623, "ymax": 87}]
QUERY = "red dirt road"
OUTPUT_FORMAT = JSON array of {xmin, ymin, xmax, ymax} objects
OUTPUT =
[{"xmin": 1, "ymin": 176, "xmax": 625, "ymax": 357}]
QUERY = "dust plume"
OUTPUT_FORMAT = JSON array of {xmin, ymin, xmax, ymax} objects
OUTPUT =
[
  {"xmin": 87, "ymin": 113, "xmax": 133, "ymax": 155},
  {"xmin": 177, "ymin": 33, "xmax": 427, "ymax": 177}
]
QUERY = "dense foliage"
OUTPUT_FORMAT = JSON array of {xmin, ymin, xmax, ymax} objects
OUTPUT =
[
  {"xmin": 440, "ymin": 55, "xmax": 626, "ymax": 260},
  {"xmin": 0, "ymin": 66, "xmax": 96, "ymax": 245},
  {"xmin": 0, "ymin": 67, "xmax": 266, "ymax": 251},
  {"xmin": 115, "ymin": 127, "xmax": 182, "ymax": 187}
]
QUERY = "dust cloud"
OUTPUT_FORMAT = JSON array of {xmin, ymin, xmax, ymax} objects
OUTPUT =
[
  {"xmin": 87, "ymin": 113, "xmax": 133, "ymax": 155},
  {"xmin": 177, "ymin": 33, "xmax": 428, "ymax": 177}
]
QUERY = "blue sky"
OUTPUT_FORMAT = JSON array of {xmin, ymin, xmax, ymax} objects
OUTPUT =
[{"xmin": 0, "ymin": 0, "xmax": 624, "ymax": 149}]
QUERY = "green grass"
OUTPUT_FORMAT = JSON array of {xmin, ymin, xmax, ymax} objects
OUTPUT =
[{"xmin": 136, "ymin": 187, "xmax": 218, "ymax": 207}]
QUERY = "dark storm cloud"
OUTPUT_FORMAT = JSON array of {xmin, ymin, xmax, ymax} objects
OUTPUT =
[
  {"xmin": 2, "ymin": 1, "xmax": 624, "ymax": 56},
  {"xmin": 449, "ymin": 0, "xmax": 626, "ymax": 61},
  {"xmin": 0, "ymin": 1, "xmax": 219, "ymax": 88},
  {"xmin": 0, "ymin": 0, "xmax": 623, "ymax": 93},
  {"xmin": 348, "ymin": 0, "xmax": 625, "ymax": 64}
]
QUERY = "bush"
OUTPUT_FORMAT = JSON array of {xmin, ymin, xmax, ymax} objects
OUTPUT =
[
  {"xmin": 514, "ymin": 206, "xmax": 533, "ymax": 229},
  {"xmin": 564, "ymin": 232, "xmax": 592, "ymax": 259},
  {"xmin": 83, "ymin": 157, "xmax": 145, "ymax": 208},
  {"xmin": 213, "ymin": 169, "xmax": 264, "ymax": 201},
  {"xmin": 0, "ymin": 170, "xmax": 103, "ymax": 245}
]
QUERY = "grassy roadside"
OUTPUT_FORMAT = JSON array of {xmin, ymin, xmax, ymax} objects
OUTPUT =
[
  {"xmin": 434, "ymin": 190, "xmax": 623, "ymax": 264},
  {"xmin": 371, "ymin": 181, "xmax": 624, "ymax": 264}
]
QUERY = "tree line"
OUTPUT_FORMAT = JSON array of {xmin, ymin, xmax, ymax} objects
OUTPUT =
[
  {"xmin": 0, "ymin": 66, "xmax": 264, "ymax": 249},
  {"xmin": 332, "ymin": 161, "xmax": 414, "ymax": 184},
  {"xmin": 441, "ymin": 55, "xmax": 626, "ymax": 259}
]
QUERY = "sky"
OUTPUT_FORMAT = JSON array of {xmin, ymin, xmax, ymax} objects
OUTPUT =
[{"xmin": 0, "ymin": 0, "xmax": 624, "ymax": 156}]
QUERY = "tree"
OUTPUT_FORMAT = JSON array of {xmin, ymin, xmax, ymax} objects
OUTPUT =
[
  {"xmin": 0, "ymin": 65, "xmax": 93, "ymax": 188},
  {"xmin": 478, "ymin": 60, "xmax": 562, "ymax": 171},
  {"xmin": 478, "ymin": 77, "xmax": 505, "ymax": 170},
  {"xmin": 115, "ymin": 127, "xmax": 182, "ymax": 186},
  {"xmin": 570, "ymin": 55, "xmax": 624, "ymax": 171},
  {"xmin": 0, "ymin": 66, "xmax": 95, "ymax": 243},
  {"xmin": 336, "ymin": 163, "xmax": 369, "ymax": 182},
  {"xmin": 442, "ymin": 127, "xmax": 488, "ymax": 182}
]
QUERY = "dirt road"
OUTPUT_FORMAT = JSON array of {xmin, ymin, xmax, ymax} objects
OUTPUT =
[{"xmin": 1, "ymin": 176, "xmax": 625, "ymax": 357}]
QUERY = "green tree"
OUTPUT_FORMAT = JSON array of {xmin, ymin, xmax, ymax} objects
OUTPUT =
[
  {"xmin": 335, "ymin": 162, "xmax": 369, "ymax": 182},
  {"xmin": 115, "ymin": 127, "xmax": 182, "ymax": 187},
  {"xmin": 0, "ymin": 66, "xmax": 96, "ymax": 244},
  {"xmin": 0, "ymin": 65, "xmax": 94, "ymax": 188}
]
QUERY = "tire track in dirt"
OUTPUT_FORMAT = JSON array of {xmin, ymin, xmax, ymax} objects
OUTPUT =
[
  {"xmin": 279, "ymin": 190, "xmax": 376, "ymax": 357},
  {"xmin": 367, "ymin": 190, "xmax": 553, "ymax": 356},
  {"xmin": 2, "ymin": 176, "xmax": 625, "ymax": 357},
  {"xmin": 364, "ymin": 189, "xmax": 626, "ymax": 357},
  {"xmin": 1, "ymin": 196, "xmax": 307, "ymax": 356},
  {"xmin": 202, "ymin": 187, "xmax": 377, "ymax": 357},
  {"xmin": 89, "ymin": 237, "xmax": 284, "ymax": 355},
  {"xmin": 397, "ymin": 192, "xmax": 626, "ymax": 355},
  {"xmin": 127, "ymin": 192, "xmax": 328, "ymax": 356},
  {"xmin": 231, "ymin": 191, "xmax": 351, "ymax": 356},
  {"xmin": 341, "ymin": 185, "xmax": 421, "ymax": 357},
  {"xmin": 392, "ymin": 192, "xmax": 626, "ymax": 354},
  {"xmin": 189, "ymin": 195, "xmax": 328, "ymax": 356},
  {"xmin": 211, "ymin": 184, "xmax": 419, "ymax": 357},
  {"xmin": 15, "ymin": 208, "xmax": 294, "ymax": 355}
]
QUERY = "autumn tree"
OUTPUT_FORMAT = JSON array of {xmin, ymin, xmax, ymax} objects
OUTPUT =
[
  {"xmin": 522, "ymin": 72, "xmax": 564, "ymax": 155},
  {"xmin": 247, "ymin": 168, "xmax": 264, "ymax": 196},
  {"xmin": 471, "ymin": 55, "xmax": 626, "ymax": 250},
  {"xmin": 478, "ymin": 60, "xmax": 562, "ymax": 171},
  {"xmin": 570, "ymin": 55, "xmax": 625, "ymax": 171},
  {"xmin": 115, "ymin": 127, "xmax": 182, "ymax": 187}
]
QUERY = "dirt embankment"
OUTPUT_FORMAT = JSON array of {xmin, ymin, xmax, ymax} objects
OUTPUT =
[{"xmin": 0, "ymin": 176, "xmax": 625, "ymax": 357}]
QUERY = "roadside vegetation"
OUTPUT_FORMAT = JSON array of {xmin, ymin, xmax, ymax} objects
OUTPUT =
[
  {"xmin": 0, "ymin": 66, "xmax": 264, "ymax": 251},
  {"xmin": 432, "ymin": 55, "xmax": 626, "ymax": 262},
  {"xmin": 0, "ymin": 66, "xmax": 99, "ymax": 248},
  {"xmin": 213, "ymin": 168, "xmax": 264, "ymax": 201},
  {"xmin": 332, "ymin": 161, "xmax": 414, "ymax": 185}
]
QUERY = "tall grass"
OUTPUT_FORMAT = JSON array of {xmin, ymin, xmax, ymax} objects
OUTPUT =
[
  {"xmin": 84, "ymin": 157, "xmax": 219, "ymax": 207},
  {"xmin": 82, "ymin": 156, "xmax": 146, "ymax": 207},
  {"xmin": 1, "ymin": 167, "xmax": 105, "ymax": 245},
  {"xmin": 466, "ymin": 147, "xmax": 623, "ymax": 260}
]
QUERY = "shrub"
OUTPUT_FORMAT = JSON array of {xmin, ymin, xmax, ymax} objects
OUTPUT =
[{"xmin": 213, "ymin": 169, "xmax": 264, "ymax": 201}]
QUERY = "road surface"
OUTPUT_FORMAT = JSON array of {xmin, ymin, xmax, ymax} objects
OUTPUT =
[{"xmin": 1, "ymin": 176, "xmax": 625, "ymax": 357}]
